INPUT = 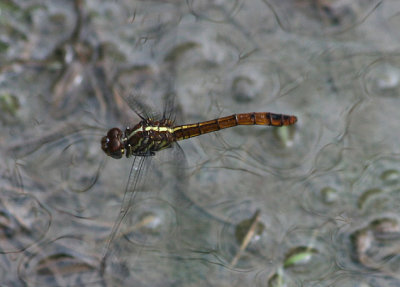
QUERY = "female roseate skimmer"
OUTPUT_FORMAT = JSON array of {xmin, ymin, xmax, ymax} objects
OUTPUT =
[
  {"xmin": 100, "ymin": 110, "xmax": 297, "ymax": 272},
  {"xmin": 101, "ymin": 112, "xmax": 297, "ymax": 159}
]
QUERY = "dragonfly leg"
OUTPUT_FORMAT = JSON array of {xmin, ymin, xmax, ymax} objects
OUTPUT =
[{"xmin": 134, "ymin": 151, "xmax": 155, "ymax": 156}]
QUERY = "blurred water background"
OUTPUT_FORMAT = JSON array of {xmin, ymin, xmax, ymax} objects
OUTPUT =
[{"xmin": 1, "ymin": 0, "xmax": 400, "ymax": 286}]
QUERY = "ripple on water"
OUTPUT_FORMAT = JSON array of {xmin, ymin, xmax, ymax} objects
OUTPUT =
[
  {"xmin": 187, "ymin": 0, "xmax": 246, "ymax": 23},
  {"xmin": 263, "ymin": 0, "xmax": 382, "ymax": 36},
  {"xmin": 18, "ymin": 236, "xmax": 100, "ymax": 286},
  {"xmin": 334, "ymin": 215, "xmax": 400, "ymax": 283},
  {"xmin": 243, "ymin": 113, "xmax": 308, "ymax": 176},
  {"xmin": 0, "ymin": 187, "xmax": 50, "ymax": 254},
  {"xmin": 363, "ymin": 59, "xmax": 400, "ymax": 98},
  {"xmin": 254, "ymin": 227, "xmax": 335, "ymax": 286},
  {"xmin": 346, "ymin": 98, "xmax": 400, "ymax": 156},
  {"xmin": 301, "ymin": 171, "xmax": 351, "ymax": 217},
  {"xmin": 332, "ymin": 154, "xmax": 400, "ymax": 283},
  {"xmin": 353, "ymin": 155, "xmax": 400, "ymax": 213},
  {"xmin": 18, "ymin": 126, "xmax": 105, "ymax": 219},
  {"xmin": 224, "ymin": 61, "xmax": 281, "ymax": 107},
  {"xmin": 255, "ymin": 267, "xmax": 301, "ymax": 287},
  {"xmin": 217, "ymin": 202, "xmax": 281, "ymax": 271},
  {"xmin": 101, "ymin": 197, "xmax": 179, "ymax": 283},
  {"xmin": 121, "ymin": 198, "xmax": 178, "ymax": 247},
  {"xmin": 280, "ymin": 228, "xmax": 335, "ymax": 282}
]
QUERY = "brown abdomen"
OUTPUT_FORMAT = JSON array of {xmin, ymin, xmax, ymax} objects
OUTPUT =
[{"xmin": 173, "ymin": 112, "xmax": 297, "ymax": 141}]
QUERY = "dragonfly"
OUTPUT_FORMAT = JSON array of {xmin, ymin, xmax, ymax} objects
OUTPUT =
[{"xmin": 100, "ymin": 101, "xmax": 297, "ymax": 273}]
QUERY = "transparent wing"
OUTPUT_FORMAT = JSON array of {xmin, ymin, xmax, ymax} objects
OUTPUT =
[
  {"xmin": 98, "ymin": 142, "xmax": 193, "ymax": 282},
  {"xmin": 100, "ymin": 155, "xmax": 150, "ymax": 274},
  {"xmin": 123, "ymin": 93, "xmax": 160, "ymax": 121}
]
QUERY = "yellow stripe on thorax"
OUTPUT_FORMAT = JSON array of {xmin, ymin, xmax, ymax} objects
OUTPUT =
[
  {"xmin": 144, "ymin": 126, "xmax": 174, "ymax": 133},
  {"xmin": 127, "ymin": 126, "xmax": 174, "ymax": 141}
]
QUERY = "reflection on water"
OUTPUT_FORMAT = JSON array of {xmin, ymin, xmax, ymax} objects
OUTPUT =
[
  {"xmin": 0, "ymin": 180, "xmax": 50, "ymax": 253},
  {"xmin": 1, "ymin": 0, "xmax": 400, "ymax": 286}
]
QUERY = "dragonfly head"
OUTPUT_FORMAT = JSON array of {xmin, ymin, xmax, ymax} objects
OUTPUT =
[{"xmin": 101, "ymin": 128, "xmax": 125, "ymax": 159}]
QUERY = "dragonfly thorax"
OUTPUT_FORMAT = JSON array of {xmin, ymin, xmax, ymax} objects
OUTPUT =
[
  {"xmin": 101, "ymin": 119, "xmax": 176, "ymax": 159},
  {"xmin": 124, "ymin": 119, "xmax": 175, "ymax": 157}
]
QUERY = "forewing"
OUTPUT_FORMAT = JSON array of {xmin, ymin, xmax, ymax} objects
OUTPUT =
[{"xmin": 123, "ymin": 93, "xmax": 159, "ymax": 121}]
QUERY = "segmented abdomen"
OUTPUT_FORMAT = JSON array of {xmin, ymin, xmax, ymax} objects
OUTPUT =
[{"xmin": 173, "ymin": 112, "xmax": 297, "ymax": 141}]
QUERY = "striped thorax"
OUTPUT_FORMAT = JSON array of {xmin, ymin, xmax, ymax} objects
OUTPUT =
[{"xmin": 101, "ymin": 119, "xmax": 175, "ymax": 159}]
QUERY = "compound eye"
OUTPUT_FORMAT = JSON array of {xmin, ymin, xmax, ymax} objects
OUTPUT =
[
  {"xmin": 109, "ymin": 138, "xmax": 120, "ymax": 151},
  {"xmin": 108, "ymin": 128, "xmax": 122, "ymax": 139},
  {"xmin": 110, "ymin": 138, "xmax": 120, "ymax": 150},
  {"xmin": 108, "ymin": 138, "xmax": 123, "ymax": 159},
  {"xmin": 101, "ymin": 128, "xmax": 124, "ymax": 159}
]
